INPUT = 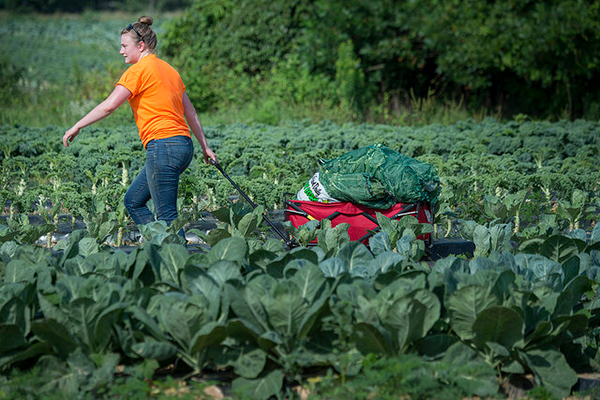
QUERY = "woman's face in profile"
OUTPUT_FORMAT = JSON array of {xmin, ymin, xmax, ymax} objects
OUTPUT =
[{"xmin": 120, "ymin": 33, "xmax": 143, "ymax": 64}]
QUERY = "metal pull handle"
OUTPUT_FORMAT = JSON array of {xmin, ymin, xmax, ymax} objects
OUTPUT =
[{"xmin": 209, "ymin": 158, "xmax": 299, "ymax": 249}]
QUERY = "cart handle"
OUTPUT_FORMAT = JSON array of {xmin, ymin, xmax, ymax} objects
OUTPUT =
[{"xmin": 210, "ymin": 159, "xmax": 299, "ymax": 249}]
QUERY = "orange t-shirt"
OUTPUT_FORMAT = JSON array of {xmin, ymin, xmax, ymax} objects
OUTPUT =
[{"xmin": 117, "ymin": 54, "xmax": 191, "ymax": 148}]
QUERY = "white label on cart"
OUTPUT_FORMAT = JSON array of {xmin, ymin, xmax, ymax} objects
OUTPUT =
[{"xmin": 296, "ymin": 173, "xmax": 340, "ymax": 203}]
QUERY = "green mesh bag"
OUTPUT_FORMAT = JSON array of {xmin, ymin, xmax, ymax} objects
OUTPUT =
[
  {"xmin": 322, "ymin": 172, "xmax": 393, "ymax": 208},
  {"xmin": 318, "ymin": 144, "xmax": 440, "ymax": 208}
]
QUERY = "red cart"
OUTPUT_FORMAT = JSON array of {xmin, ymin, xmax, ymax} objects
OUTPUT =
[{"xmin": 284, "ymin": 198, "xmax": 433, "ymax": 246}]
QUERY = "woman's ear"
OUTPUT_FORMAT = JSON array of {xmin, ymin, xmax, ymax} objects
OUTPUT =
[{"xmin": 137, "ymin": 40, "xmax": 147, "ymax": 52}]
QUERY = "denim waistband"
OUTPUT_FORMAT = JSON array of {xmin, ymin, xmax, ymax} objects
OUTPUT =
[{"xmin": 146, "ymin": 135, "xmax": 192, "ymax": 147}]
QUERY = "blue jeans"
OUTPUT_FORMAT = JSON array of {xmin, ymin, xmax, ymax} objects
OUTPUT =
[{"xmin": 124, "ymin": 135, "xmax": 193, "ymax": 227}]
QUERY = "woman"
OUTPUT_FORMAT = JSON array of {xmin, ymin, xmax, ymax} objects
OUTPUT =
[{"xmin": 63, "ymin": 16, "xmax": 217, "ymax": 232}]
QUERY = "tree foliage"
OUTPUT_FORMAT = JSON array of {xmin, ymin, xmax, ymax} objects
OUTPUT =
[
  {"xmin": 162, "ymin": 0, "xmax": 307, "ymax": 111},
  {"xmin": 164, "ymin": 0, "xmax": 600, "ymax": 120},
  {"xmin": 0, "ymin": 0, "xmax": 191, "ymax": 13},
  {"xmin": 414, "ymin": 0, "xmax": 600, "ymax": 116}
]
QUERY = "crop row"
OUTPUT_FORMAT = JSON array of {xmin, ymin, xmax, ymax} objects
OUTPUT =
[
  {"xmin": 0, "ymin": 119, "xmax": 598, "ymax": 247},
  {"xmin": 1, "ymin": 204, "xmax": 600, "ymax": 398}
]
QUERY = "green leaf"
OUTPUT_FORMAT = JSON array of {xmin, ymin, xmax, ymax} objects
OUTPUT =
[
  {"xmin": 290, "ymin": 263, "xmax": 327, "ymax": 303},
  {"xmin": 31, "ymin": 318, "xmax": 77, "ymax": 356},
  {"xmin": 0, "ymin": 324, "xmax": 26, "ymax": 352},
  {"xmin": 233, "ymin": 277, "xmax": 274, "ymax": 334},
  {"xmin": 515, "ymin": 254, "xmax": 562, "ymax": 286},
  {"xmin": 258, "ymin": 331, "xmax": 282, "ymax": 350},
  {"xmin": 523, "ymin": 348, "xmax": 578, "ymax": 399},
  {"xmin": 438, "ymin": 342, "xmax": 500, "ymax": 397},
  {"xmin": 66, "ymin": 348, "xmax": 96, "ymax": 382},
  {"xmin": 249, "ymin": 249, "xmax": 279, "ymax": 270},
  {"xmin": 0, "ymin": 232, "xmax": 18, "ymax": 246},
  {"xmin": 376, "ymin": 212, "xmax": 399, "ymax": 243},
  {"xmin": 317, "ymin": 219, "xmax": 350, "ymax": 253},
  {"xmin": 261, "ymin": 238, "xmax": 284, "ymax": 253},
  {"xmin": 190, "ymin": 322, "xmax": 227, "ymax": 354},
  {"xmin": 591, "ymin": 223, "xmax": 600, "ymax": 244},
  {"xmin": 128, "ymin": 305, "xmax": 169, "ymax": 342},
  {"xmin": 97, "ymin": 220, "xmax": 118, "ymax": 243},
  {"xmin": 18, "ymin": 224, "xmax": 55, "ymax": 245},
  {"xmin": 37, "ymin": 293, "xmax": 69, "ymax": 326},
  {"xmin": 319, "ymin": 256, "xmax": 348, "ymax": 277},
  {"xmin": 263, "ymin": 283, "xmax": 307, "ymax": 337},
  {"xmin": 297, "ymin": 294, "xmax": 329, "ymax": 340},
  {"xmin": 392, "ymin": 298, "xmax": 427, "ymax": 352},
  {"xmin": 94, "ymin": 302, "xmax": 126, "ymax": 352},
  {"xmin": 207, "ymin": 260, "xmax": 244, "ymax": 286},
  {"xmin": 373, "ymin": 251, "xmax": 404, "ymax": 274},
  {"xmin": 518, "ymin": 238, "xmax": 544, "ymax": 254},
  {"xmin": 524, "ymin": 317, "xmax": 552, "ymax": 345},
  {"xmin": 369, "ymin": 231, "xmax": 392, "ymax": 255},
  {"xmin": 491, "ymin": 270, "xmax": 516, "ymax": 302},
  {"xmin": 65, "ymin": 297, "xmax": 99, "ymax": 352},
  {"xmin": 337, "ymin": 241, "xmax": 375, "ymax": 275},
  {"xmin": 284, "ymin": 219, "xmax": 319, "ymax": 246},
  {"xmin": 473, "ymin": 225, "xmax": 491, "ymax": 258},
  {"xmin": 486, "ymin": 341, "xmax": 510, "ymax": 357},
  {"xmin": 352, "ymin": 322, "xmax": 392, "ymax": 356},
  {"xmin": 0, "ymin": 342, "xmax": 52, "ymax": 370},
  {"xmin": 140, "ymin": 221, "xmax": 183, "ymax": 246},
  {"xmin": 442, "ymin": 340, "xmax": 483, "ymax": 365},
  {"xmin": 142, "ymin": 242, "xmax": 164, "ymax": 283},
  {"xmin": 4, "ymin": 259, "xmax": 36, "ymax": 283},
  {"xmin": 63, "ymin": 256, "xmax": 92, "ymax": 276},
  {"xmin": 555, "ymin": 314, "xmax": 588, "ymax": 342},
  {"xmin": 385, "ymin": 289, "xmax": 440, "ymax": 352},
  {"xmin": 207, "ymin": 236, "xmax": 248, "ymax": 265},
  {"xmin": 0, "ymin": 296, "xmax": 26, "ymax": 330},
  {"xmin": 227, "ymin": 347, "xmax": 267, "ymax": 379},
  {"xmin": 154, "ymin": 294, "xmax": 211, "ymax": 352},
  {"xmin": 159, "ymin": 243, "xmax": 190, "ymax": 284},
  {"xmin": 472, "ymin": 306, "xmax": 524, "ymax": 349},
  {"xmin": 553, "ymin": 274, "xmax": 591, "ymax": 317},
  {"xmin": 202, "ymin": 227, "xmax": 232, "ymax": 247},
  {"xmin": 181, "ymin": 265, "xmax": 221, "ymax": 300},
  {"xmin": 541, "ymin": 235, "xmax": 580, "ymax": 264},
  {"xmin": 448, "ymin": 285, "xmax": 499, "ymax": 341},
  {"xmin": 395, "ymin": 234, "xmax": 413, "ymax": 257},
  {"xmin": 236, "ymin": 209, "xmax": 260, "ymax": 237},
  {"xmin": 561, "ymin": 256, "xmax": 580, "ymax": 286},
  {"xmin": 483, "ymin": 194, "xmax": 507, "ymax": 220},
  {"xmin": 225, "ymin": 319, "xmax": 260, "ymax": 343},
  {"xmin": 452, "ymin": 360, "xmax": 500, "ymax": 397},
  {"xmin": 231, "ymin": 369, "xmax": 284, "ymax": 400},
  {"xmin": 84, "ymin": 352, "xmax": 120, "ymax": 392},
  {"xmin": 290, "ymin": 247, "xmax": 321, "ymax": 265},
  {"xmin": 414, "ymin": 334, "xmax": 458, "ymax": 358}
]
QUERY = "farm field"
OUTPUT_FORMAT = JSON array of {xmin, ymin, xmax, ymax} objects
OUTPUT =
[
  {"xmin": 1, "ymin": 119, "xmax": 600, "ymax": 399},
  {"xmin": 1, "ymin": 119, "xmax": 599, "ymax": 242},
  {"xmin": 2, "ymin": 7, "xmax": 600, "ymax": 400}
]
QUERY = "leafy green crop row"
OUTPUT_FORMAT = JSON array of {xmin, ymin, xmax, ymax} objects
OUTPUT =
[
  {"xmin": 0, "ymin": 118, "xmax": 598, "ymax": 246},
  {"xmin": 1, "ymin": 204, "xmax": 600, "ymax": 398}
]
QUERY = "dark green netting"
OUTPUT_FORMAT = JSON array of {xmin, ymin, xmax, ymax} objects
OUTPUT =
[{"xmin": 318, "ymin": 144, "xmax": 440, "ymax": 208}]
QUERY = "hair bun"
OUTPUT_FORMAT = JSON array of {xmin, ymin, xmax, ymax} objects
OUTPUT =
[{"xmin": 138, "ymin": 16, "xmax": 153, "ymax": 26}]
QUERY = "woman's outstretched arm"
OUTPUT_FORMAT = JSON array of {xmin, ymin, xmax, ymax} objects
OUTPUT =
[{"xmin": 63, "ymin": 84, "xmax": 132, "ymax": 147}]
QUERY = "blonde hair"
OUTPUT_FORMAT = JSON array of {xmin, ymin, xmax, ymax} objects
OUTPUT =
[{"xmin": 121, "ymin": 16, "xmax": 157, "ymax": 52}]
